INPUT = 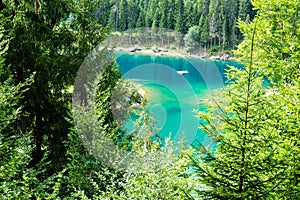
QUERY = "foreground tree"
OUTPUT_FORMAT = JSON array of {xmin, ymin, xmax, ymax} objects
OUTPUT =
[
  {"xmin": 192, "ymin": 0, "xmax": 300, "ymax": 198},
  {"xmin": 0, "ymin": 16, "xmax": 63, "ymax": 199},
  {"xmin": 0, "ymin": 0, "xmax": 112, "ymax": 173},
  {"xmin": 0, "ymin": 1, "xmax": 128, "ymax": 198},
  {"xmin": 96, "ymin": 102, "xmax": 197, "ymax": 199}
]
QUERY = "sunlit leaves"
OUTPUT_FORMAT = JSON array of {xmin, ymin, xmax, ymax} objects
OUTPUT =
[{"xmin": 193, "ymin": 0, "xmax": 300, "ymax": 198}]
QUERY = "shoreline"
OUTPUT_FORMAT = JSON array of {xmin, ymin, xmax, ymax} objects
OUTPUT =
[{"xmin": 114, "ymin": 47, "xmax": 234, "ymax": 61}]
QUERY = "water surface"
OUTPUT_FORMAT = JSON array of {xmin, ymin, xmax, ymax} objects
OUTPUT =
[{"xmin": 116, "ymin": 53, "xmax": 235, "ymax": 146}]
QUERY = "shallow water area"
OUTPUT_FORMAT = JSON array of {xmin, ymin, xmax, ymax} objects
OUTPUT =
[{"xmin": 115, "ymin": 52, "xmax": 234, "ymax": 146}]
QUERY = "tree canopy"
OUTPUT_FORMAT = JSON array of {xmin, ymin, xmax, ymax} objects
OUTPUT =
[
  {"xmin": 109, "ymin": 0, "xmax": 256, "ymax": 50},
  {"xmin": 192, "ymin": 0, "xmax": 300, "ymax": 198}
]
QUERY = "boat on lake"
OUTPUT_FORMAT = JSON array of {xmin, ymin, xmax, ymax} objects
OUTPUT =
[{"xmin": 177, "ymin": 70, "xmax": 189, "ymax": 75}]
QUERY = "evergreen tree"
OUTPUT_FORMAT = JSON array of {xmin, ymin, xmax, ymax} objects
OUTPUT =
[
  {"xmin": 175, "ymin": 0, "xmax": 185, "ymax": 34},
  {"xmin": 236, "ymin": 1, "xmax": 300, "ymax": 196},
  {"xmin": 2, "ymin": 0, "xmax": 75, "ymax": 171},
  {"xmin": 224, "ymin": 0, "xmax": 239, "ymax": 45},
  {"xmin": 221, "ymin": 17, "xmax": 227, "ymax": 52},
  {"xmin": 230, "ymin": 19, "xmax": 238, "ymax": 49},
  {"xmin": 238, "ymin": 0, "xmax": 251, "ymax": 22},
  {"xmin": 151, "ymin": 8, "xmax": 160, "ymax": 33},
  {"xmin": 184, "ymin": 0, "xmax": 195, "ymax": 29},
  {"xmin": 192, "ymin": 0, "xmax": 300, "ymax": 198},
  {"xmin": 199, "ymin": 16, "xmax": 210, "ymax": 50},
  {"xmin": 136, "ymin": 10, "xmax": 145, "ymax": 28},
  {"xmin": 145, "ymin": 0, "xmax": 157, "ymax": 27},
  {"xmin": 0, "ymin": 0, "xmax": 112, "ymax": 176},
  {"xmin": 107, "ymin": 0, "xmax": 256, "ymax": 52},
  {"xmin": 118, "ymin": 0, "xmax": 128, "ymax": 31},
  {"xmin": 167, "ymin": 0, "xmax": 176, "ymax": 30},
  {"xmin": 159, "ymin": 0, "xmax": 169, "ymax": 29},
  {"xmin": 0, "ymin": 12, "xmax": 64, "ymax": 199},
  {"xmin": 127, "ymin": 1, "xmax": 139, "ymax": 29},
  {"xmin": 207, "ymin": 0, "xmax": 219, "ymax": 47}
]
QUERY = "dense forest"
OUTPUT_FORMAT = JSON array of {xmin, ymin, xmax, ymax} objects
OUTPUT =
[
  {"xmin": 0, "ymin": 0, "xmax": 300, "ymax": 199},
  {"xmin": 109, "ymin": 0, "xmax": 256, "ymax": 50}
]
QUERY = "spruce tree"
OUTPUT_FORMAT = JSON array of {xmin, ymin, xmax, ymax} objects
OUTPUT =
[
  {"xmin": 159, "ymin": 0, "xmax": 169, "ymax": 29},
  {"xmin": 199, "ymin": 16, "xmax": 210, "ymax": 50},
  {"xmin": 127, "ymin": 1, "xmax": 139, "ymax": 29},
  {"xmin": 238, "ymin": 0, "xmax": 251, "ymax": 22},
  {"xmin": 175, "ymin": 0, "xmax": 185, "ymax": 34},
  {"xmin": 192, "ymin": 0, "xmax": 300, "ymax": 198},
  {"xmin": 230, "ymin": 19, "xmax": 238, "ymax": 49},
  {"xmin": 167, "ymin": 0, "xmax": 176, "ymax": 30},
  {"xmin": 236, "ymin": 1, "xmax": 300, "ymax": 196},
  {"xmin": 0, "ymin": 0, "xmax": 113, "ymax": 175},
  {"xmin": 118, "ymin": 0, "xmax": 128, "ymax": 31}
]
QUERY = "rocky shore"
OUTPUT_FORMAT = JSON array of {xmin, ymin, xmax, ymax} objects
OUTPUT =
[{"xmin": 114, "ymin": 47, "xmax": 234, "ymax": 61}]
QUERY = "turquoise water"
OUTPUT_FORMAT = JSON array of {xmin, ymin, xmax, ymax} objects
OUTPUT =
[{"xmin": 115, "ymin": 53, "xmax": 236, "ymax": 146}]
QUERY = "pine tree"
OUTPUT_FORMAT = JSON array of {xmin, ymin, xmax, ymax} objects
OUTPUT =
[
  {"xmin": 221, "ymin": 17, "xmax": 227, "ymax": 52},
  {"xmin": 238, "ymin": 0, "xmax": 251, "ymax": 22},
  {"xmin": 224, "ymin": 0, "xmax": 239, "ymax": 46},
  {"xmin": 118, "ymin": 0, "xmax": 128, "ymax": 31},
  {"xmin": 159, "ymin": 0, "xmax": 169, "ymax": 29},
  {"xmin": 151, "ymin": 8, "xmax": 160, "ymax": 33},
  {"xmin": 136, "ymin": 10, "xmax": 145, "ymax": 28},
  {"xmin": 193, "ymin": 19, "xmax": 280, "ymax": 199},
  {"xmin": 145, "ymin": 0, "xmax": 157, "ymax": 27},
  {"xmin": 183, "ymin": 0, "xmax": 194, "ymax": 29},
  {"xmin": 127, "ymin": 1, "xmax": 139, "ymax": 29},
  {"xmin": 0, "ymin": 12, "xmax": 60, "ymax": 199},
  {"xmin": 236, "ymin": 1, "xmax": 300, "ymax": 196},
  {"xmin": 167, "ymin": 0, "xmax": 176, "ymax": 30},
  {"xmin": 199, "ymin": 16, "xmax": 210, "ymax": 50},
  {"xmin": 192, "ymin": 0, "xmax": 300, "ymax": 198},
  {"xmin": 230, "ymin": 19, "xmax": 238, "ymax": 49},
  {"xmin": 175, "ymin": 0, "xmax": 185, "ymax": 34},
  {"xmin": 136, "ymin": 0, "xmax": 147, "ymax": 28},
  {"xmin": 0, "ymin": 0, "xmax": 112, "ymax": 175}
]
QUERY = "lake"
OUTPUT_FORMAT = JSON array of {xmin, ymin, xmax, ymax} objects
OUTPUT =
[{"xmin": 115, "ymin": 52, "xmax": 236, "ymax": 146}]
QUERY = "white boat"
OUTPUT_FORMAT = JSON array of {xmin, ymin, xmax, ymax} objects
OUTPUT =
[{"xmin": 177, "ymin": 70, "xmax": 189, "ymax": 75}]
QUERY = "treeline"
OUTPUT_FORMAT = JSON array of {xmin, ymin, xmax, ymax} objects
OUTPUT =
[{"xmin": 109, "ymin": 0, "xmax": 256, "ymax": 50}]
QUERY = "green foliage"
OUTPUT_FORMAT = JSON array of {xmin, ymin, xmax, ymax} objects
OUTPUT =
[
  {"xmin": 184, "ymin": 26, "xmax": 200, "ymax": 53},
  {"xmin": 237, "ymin": 0, "xmax": 300, "ymax": 86},
  {"xmin": 159, "ymin": 0, "xmax": 169, "ymax": 29},
  {"xmin": 109, "ymin": 0, "xmax": 255, "ymax": 51},
  {"xmin": 98, "ymin": 102, "xmax": 197, "ymax": 199},
  {"xmin": 174, "ymin": 0, "xmax": 185, "ymax": 34},
  {"xmin": 3, "ymin": 0, "xmax": 299, "ymax": 199},
  {"xmin": 238, "ymin": 0, "xmax": 252, "ymax": 22},
  {"xmin": 117, "ymin": 0, "xmax": 129, "ymax": 31},
  {"xmin": 58, "ymin": 130, "xmax": 125, "ymax": 199},
  {"xmin": 0, "ymin": 19, "xmax": 65, "ymax": 199},
  {"xmin": 0, "ymin": 0, "xmax": 126, "ymax": 198},
  {"xmin": 0, "ymin": 0, "xmax": 112, "ymax": 172},
  {"xmin": 72, "ymin": 79, "xmax": 197, "ymax": 199},
  {"xmin": 192, "ymin": 0, "xmax": 300, "ymax": 198},
  {"xmin": 116, "ymin": 150, "xmax": 196, "ymax": 200}
]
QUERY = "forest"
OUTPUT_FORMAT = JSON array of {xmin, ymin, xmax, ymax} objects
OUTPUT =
[
  {"xmin": 0, "ymin": 0, "xmax": 299, "ymax": 199},
  {"xmin": 109, "ymin": 0, "xmax": 256, "ymax": 51}
]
